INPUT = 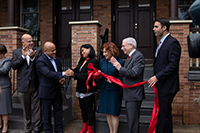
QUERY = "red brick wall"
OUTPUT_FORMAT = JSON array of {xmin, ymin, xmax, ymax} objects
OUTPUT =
[
  {"xmin": 156, "ymin": 0, "xmax": 169, "ymax": 19},
  {"xmin": 70, "ymin": 22, "xmax": 101, "ymax": 119},
  {"xmin": 170, "ymin": 21, "xmax": 200, "ymax": 125},
  {"xmin": 93, "ymin": 0, "xmax": 112, "ymax": 41},
  {"xmin": 40, "ymin": 0, "xmax": 53, "ymax": 46},
  {"xmin": 0, "ymin": 28, "xmax": 26, "ymax": 59}
]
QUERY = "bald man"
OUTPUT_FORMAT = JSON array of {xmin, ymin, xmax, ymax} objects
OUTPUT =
[
  {"xmin": 11, "ymin": 34, "xmax": 42, "ymax": 133},
  {"xmin": 36, "ymin": 42, "xmax": 67, "ymax": 133}
]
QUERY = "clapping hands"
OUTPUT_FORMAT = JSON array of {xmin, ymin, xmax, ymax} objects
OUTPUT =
[{"xmin": 22, "ymin": 45, "xmax": 36, "ymax": 59}]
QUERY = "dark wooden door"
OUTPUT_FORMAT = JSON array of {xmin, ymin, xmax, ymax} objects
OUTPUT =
[
  {"xmin": 112, "ymin": 0, "xmax": 155, "ymax": 59},
  {"xmin": 54, "ymin": 0, "xmax": 93, "ymax": 58}
]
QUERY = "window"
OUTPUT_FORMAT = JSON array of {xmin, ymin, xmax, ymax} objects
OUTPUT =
[
  {"xmin": 62, "ymin": 0, "xmax": 72, "ymax": 10},
  {"xmin": 138, "ymin": 0, "xmax": 150, "ymax": 7},
  {"xmin": 80, "ymin": 0, "xmax": 91, "ymax": 10},
  {"xmin": 118, "ymin": 0, "xmax": 130, "ymax": 8},
  {"xmin": 21, "ymin": 0, "xmax": 39, "ymax": 35}
]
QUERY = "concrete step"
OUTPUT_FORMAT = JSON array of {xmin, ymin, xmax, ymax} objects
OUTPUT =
[
  {"xmin": 144, "ymin": 66, "xmax": 153, "ymax": 80},
  {"xmin": 95, "ymin": 121, "xmax": 149, "ymax": 133},
  {"xmin": 95, "ymin": 113, "xmax": 150, "ymax": 133},
  {"xmin": 9, "ymin": 95, "xmax": 73, "ymax": 130}
]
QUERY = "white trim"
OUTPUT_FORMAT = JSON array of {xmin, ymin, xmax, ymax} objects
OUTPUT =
[
  {"xmin": 170, "ymin": 20, "xmax": 193, "ymax": 24},
  {"xmin": 0, "ymin": 26, "xmax": 29, "ymax": 31},
  {"xmin": 69, "ymin": 20, "xmax": 102, "ymax": 26}
]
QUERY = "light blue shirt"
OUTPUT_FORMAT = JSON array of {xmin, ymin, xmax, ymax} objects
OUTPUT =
[{"xmin": 44, "ymin": 53, "xmax": 58, "ymax": 72}]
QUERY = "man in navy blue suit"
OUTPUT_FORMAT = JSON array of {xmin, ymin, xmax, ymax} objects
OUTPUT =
[
  {"xmin": 36, "ymin": 42, "xmax": 67, "ymax": 133},
  {"xmin": 148, "ymin": 18, "xmax": 181, "ymax": 133}
]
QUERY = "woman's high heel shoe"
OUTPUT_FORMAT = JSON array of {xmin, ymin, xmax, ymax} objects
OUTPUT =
[
  {"xmin": 0, "ymin": 126, "xmax": 2, "ymax": 131},
  {"xmin": 1, "ymin": 125, "xmax": 8, "ymax": 133}
]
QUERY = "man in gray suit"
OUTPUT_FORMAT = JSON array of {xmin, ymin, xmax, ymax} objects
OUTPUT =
[
  {"xmin": 11, "ymin": 34, "xmax": 42, "ymax": 133},
  {"xmin": 111, "ymin": 37, "xmax": 145, "ymax": 133}
]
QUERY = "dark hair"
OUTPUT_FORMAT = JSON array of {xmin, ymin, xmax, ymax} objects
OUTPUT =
[
  {"xmin": 101, "ymin": 42, "xmax": 119, "ymax": 58},
  {"xmin": 155, "ymin": 18, "xmax": 170, "ymax": 31},
  {"xmin": 0, "ymin": 44, "xmax": 7, "ymax": 55},
  {"xmin": 80, "ymin": 44, "xmax": 96, "ymax": 60}
]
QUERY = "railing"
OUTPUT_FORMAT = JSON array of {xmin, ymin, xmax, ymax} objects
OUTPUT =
[
  {"xmin": 32, "ymin": 30, "xmax": 40, "ymax": 47},
  {"xmin": 189, "ymin": 25, "xmax": 200, "ymax": 70},
  {"xmin": 10, "ymin": 69, "xmax": 17, "ymax": 95},
  {"xmin": 61, "ymin": 42, "xmax": 72, "ymax": 94}
]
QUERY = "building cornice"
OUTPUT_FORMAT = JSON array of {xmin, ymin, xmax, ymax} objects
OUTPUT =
[
  {"xmin": 0, "ymin": 26, "xmax": 29, "ymax": 31},
  {"xmin": 69, "ymin": 20, "xmax": 102, "ymax": 26},
  {"xmin": 170, "ymin": 20, "xmax": 193, "ymax": 24}
]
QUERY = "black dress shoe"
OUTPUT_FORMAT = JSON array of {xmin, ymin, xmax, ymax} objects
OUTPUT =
[{"xmin": 35, "ymin": 131, "xmax": 40, "ymax": 133}]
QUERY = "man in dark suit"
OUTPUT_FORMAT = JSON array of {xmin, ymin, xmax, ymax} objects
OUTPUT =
[
  {"xmin": 36, "ymin": 42, "xmax": 67, "ymax": 133},
  {"xmin": 11, "ymin": 34, "xmax": 42, "ymax": 133},
  {"xmin": 148, "ymin": 18, "xmax": 181, "ymax": 133},
  {"xmin": 111, "ymin": 37, "xmax": 145, "ymax": 133}
]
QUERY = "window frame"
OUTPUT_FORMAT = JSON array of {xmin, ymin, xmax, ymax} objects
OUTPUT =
[{"xmin": 20, "ymin": 0, "xmax": 40, "ymax": 34}]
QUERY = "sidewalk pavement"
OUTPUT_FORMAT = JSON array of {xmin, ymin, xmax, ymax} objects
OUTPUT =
[
  {"xmin": 8, "ymin": 119, "xmax": 200, "ymax": 133},
  {"xmin": 64, "ymin": 119, "xmax": 200, "ymax": 133}
]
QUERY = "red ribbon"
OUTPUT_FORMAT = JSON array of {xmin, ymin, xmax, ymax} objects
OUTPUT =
[{"xmin": 87, "ymin": 63, "xmax": 159, "ymax": 133}]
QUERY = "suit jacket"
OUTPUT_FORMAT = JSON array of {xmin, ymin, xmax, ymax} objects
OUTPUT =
[
  {"xmin": 11, "ymin": 46, "xmax": 42, "ymax": 92},
  {"xmin": 100, "ymin": 57, "xmax": 124, "ymax": 91},
  {"xmin": 119, "ymin": 50, "xmax": 145, "ymax": 101},
  {"xmin": 36, "ymin": 54, "xmax": 63, "ymax": 99},
  {"xmin": 154, "ymin": 34, "xmax": 181, "ymax": 94},
  {"xmin": 0, "ymin": 57, "xmax": 12, "ymax": 89},
  {"xmin": 73, "ymin": 57, "xmax": 99, "ymax": 93}
]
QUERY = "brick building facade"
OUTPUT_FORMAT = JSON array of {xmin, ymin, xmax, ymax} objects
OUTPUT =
[{"xmin": 0, "ymin": 0, "xmax": 200, "ymax": 125}]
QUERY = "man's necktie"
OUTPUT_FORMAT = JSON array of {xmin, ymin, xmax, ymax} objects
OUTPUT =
[
  {"xmin": 155, "ymin": 41, "xmax": 162, "ymax": 57},
  {"xmin": 127, "ymin": 55, "xmax": 130, "ymax": 61}
]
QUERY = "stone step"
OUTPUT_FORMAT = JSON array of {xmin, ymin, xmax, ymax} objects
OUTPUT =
[
  {"xmin": 95, "ymin": 113, "xmax": 151, "ymax": 133},
  {"xmin": 144, "ymin": 66, "xmax": 153, "ymax": 80},
  {"xmin": 95, "ymin": 121, "xmax": 149, "ymax": 133},
  {"xmin": 95, "ymin": 113, "xmax": 151, "ymax": 124},
  {"xmin": 9, "ymin": 95, "xmax": 73, "ymax": 130}
]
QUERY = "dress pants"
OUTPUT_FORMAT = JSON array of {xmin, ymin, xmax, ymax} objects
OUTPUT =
[
  {"xmin": 156, "ymin": 93, "xmax": 176, "ymax": 133},
  {"xmin": 18, "ymin": 82, "xmax": 42, "ymax": 132},
  {"xmin": 41, "ymin": 91, "xmax": 63, "ymax": 133},
  {"xmin": 125, "ymin": 101, "xmax": 142, "ymax": 133},
  {"xmin": 78, "ymin": 94, "xmax": 95, "ymax": 126}
]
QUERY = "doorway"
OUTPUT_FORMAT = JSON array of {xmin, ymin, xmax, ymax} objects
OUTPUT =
[
  {"xmin": 112, "ymin": 0, "xmax": 156, "ymax": 60},
  {"xmin": 54, "ymin": 0, "xmax": 93, "ymax": 58}
]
